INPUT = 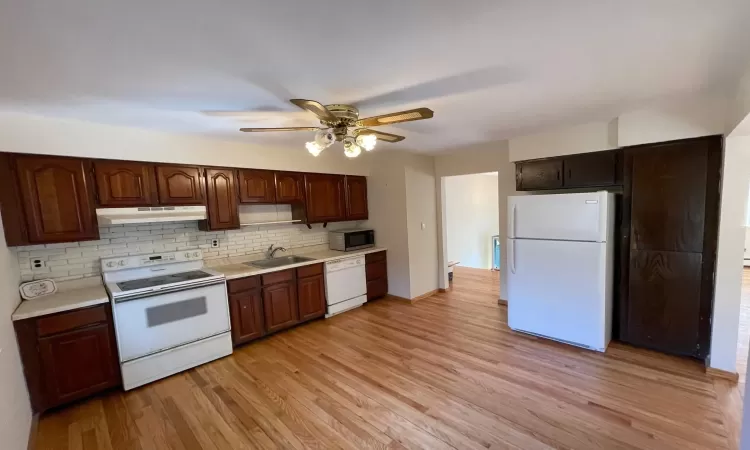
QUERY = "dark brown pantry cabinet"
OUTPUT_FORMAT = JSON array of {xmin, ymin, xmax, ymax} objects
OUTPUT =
[
  {"xmin": 93, "ymin": 160, "xmax": 157, "ymax": 207},
  {"xmin": 155, "ymin": 165, "xmax": 205, "ymax": 205},
  {"xmin": 202, "ymin": 168, "xmax": 240, "ymax": 231},
  {"xmin": 345, "ymin": 175, "xmax": 369, "ymax": 220},
  {"xmin": 238, "ymin": 169, "xmax": 276, "ymax": 203},
  {"xmin": 304, "ymin": 173, "xmax": 346, "ymax": 223},
  {"xmin": 620, "ymin": 136, "xmax": 721, "ymax": 359},
  {"xmin": 14, "ymin": 305, "xmax": 121, "ymax": 412},
  {"xmin": 15, "ymin": 154, "xmax": 99, "ymax": 243}
]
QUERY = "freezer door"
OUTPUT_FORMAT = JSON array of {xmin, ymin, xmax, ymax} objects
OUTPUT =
[
  {"xmin": 507, "ymin": 238, "xmax": 611, "ymax": 351},
  {"xmin": 508, "ymin": 191, "xmax": 611, "ymax": 242}
]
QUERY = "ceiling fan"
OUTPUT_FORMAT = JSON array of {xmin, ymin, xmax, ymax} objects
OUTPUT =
[{"xmin": 238, "ymin": 99, "xmax": 434, "ymax": 158}]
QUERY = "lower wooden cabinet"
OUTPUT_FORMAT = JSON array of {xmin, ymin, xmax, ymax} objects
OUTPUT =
[
  {"xmin": 14, "ymin": 305, "xmax": 120, "ymax": 412},
  {"xmin": 297, "ymin": 264, "xmax": 326, "ymax": 321},
  {"xmin": 365, "ymin": 251, "xmax": 388, "ymax": 300},
  {"xmin": 262, "ymin": 270, "xmax": 299, "ymax": 334},
  {"xmin": 229, "ymin": 288, "xmax": 265, "ymax": 345}
]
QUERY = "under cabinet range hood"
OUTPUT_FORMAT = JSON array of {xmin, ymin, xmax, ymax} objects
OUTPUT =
[{"xmin": 96, "ymin": 206, "xmax": 207, "ymax": 225}]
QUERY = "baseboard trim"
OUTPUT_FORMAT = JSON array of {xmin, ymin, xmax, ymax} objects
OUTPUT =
[
  {"xmin": 412, "ymin": 289, "xmax": 439, "ymax": 302},
  {"xmin": 497, "ymin": 298, "xmax": 508, "ymax": 305},
  {"xmin": 706, "ymin": 367, "xmax": 739, "ymax": 383},
  {"xmin": 27, "ymin": 413, "xmax": 39, "ymax": 450},
  {"xmin": 438, "ymin": 288, "xmax": 449, "ymax": 293}
]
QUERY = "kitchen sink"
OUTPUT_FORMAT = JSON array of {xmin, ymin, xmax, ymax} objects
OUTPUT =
[{"xmin": 246, "ymin": 256, "xmax": 316, "ymax": 269}]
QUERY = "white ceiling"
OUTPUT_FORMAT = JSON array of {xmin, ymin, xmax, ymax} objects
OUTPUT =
[{"xmin": 1, "ymin": 1, "xmax": 749, "ymax": 153}]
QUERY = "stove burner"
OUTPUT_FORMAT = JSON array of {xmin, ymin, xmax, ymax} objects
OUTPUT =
[{"xmin": 116, "ymin": 270, "xmax": 214, "ymax": 292}]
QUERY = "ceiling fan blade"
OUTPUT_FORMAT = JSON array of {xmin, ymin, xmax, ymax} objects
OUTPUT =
[
  {"xmin": 355, "ymin": 108, "xmax": 433, "ymax": 127},
  {"xmin": 355, "ymin": 129, "xmax": 405, "ymax": 143},
  {"xmin": 239, "ymin": 127, "xmax": 320, "ymax": 132},
  {"xmin": 289, "ymin": 99, "xmax": 337, "ymax": 122}
]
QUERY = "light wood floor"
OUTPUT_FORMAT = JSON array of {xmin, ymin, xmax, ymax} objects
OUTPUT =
[{"xmin": 36, "ymin": 266, "xmax": 743, "ymax": 450}]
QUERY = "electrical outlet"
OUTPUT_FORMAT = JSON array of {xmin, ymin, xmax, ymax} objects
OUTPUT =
[
  {"xmin": 211, "ymin": 239, "xmax": 220, "ymax": 248},
  {"xmin": 31, "ymin": 258, "xmax": 46, "ymax": 271}
]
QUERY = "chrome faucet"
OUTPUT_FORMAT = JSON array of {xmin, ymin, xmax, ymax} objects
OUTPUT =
[{"xmin": 266, "ymin": 244, "xmax": 287, "ymax": 259}]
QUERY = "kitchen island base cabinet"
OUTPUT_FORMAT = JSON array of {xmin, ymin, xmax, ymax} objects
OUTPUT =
[{"xmin": 14, "ymin": 305, "xmax": 120, "ymax": 413}]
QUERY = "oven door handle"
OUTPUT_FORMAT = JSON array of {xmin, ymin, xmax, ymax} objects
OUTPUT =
[{"xmin": 113, "ymin": 279, "xmax": 226, "ymax": 303}]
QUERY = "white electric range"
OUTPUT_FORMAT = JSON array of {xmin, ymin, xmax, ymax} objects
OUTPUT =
[{"xmin": 101, "ymin": 250, "xmax": 232, "ymax": 390}]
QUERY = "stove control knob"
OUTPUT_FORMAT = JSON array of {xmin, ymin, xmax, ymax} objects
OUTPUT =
[
  {"xmin": 117, "ymin": 260, "xmax": 126, "ymax": 266},
  {"xmin": 184, "ymin": 252, "xmax": 191, "ymax": 259},
  {"xmin": 192, "ymin": 251, "xmax": 200, "ymax": 258},
  {"xmin": 105, "ymin": 261, "xmax": 117, "ymax": 268}
]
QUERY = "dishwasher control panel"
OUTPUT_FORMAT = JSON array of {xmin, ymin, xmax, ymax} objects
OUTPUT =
[{"xmin": 325, "ymin": 256, "xmax": 365, "ymax": 273}]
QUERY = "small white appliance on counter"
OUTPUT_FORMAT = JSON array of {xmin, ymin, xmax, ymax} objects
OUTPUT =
[
  {"xmin": 328, "ymin": 228, "xmax": 375, "ymax": 252},
  {"xmin": 325, "ymin": 255, "xmax": 367, "ymax": 317},
  {"xmin": 507, "ymin": 191, "xmax": 614, "ymax": 351},
  {"xmin": 101, "ymin": 249, "xmax": 232, "ymax": 390}
]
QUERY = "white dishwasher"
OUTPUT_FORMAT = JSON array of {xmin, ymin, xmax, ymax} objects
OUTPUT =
[{"xmin": 325, "ymin": 255, "xmax": 367, "ymax": 318}]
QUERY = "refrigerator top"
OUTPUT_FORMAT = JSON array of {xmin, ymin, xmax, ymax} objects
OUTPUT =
[{"xmin": 508, "ymin": 191, "xmax": 613, "ymax": 242}]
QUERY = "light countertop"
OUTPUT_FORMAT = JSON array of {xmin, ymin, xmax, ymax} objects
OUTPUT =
[
  {"xmin": 12, "ymin": 277, "xmax": 109, "ymax": 321},
  {"xmin": 207, "ymin": 246, "xmax": 387, "ymax": 280}
]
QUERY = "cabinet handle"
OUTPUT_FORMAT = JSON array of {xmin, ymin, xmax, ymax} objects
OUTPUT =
[{"xmin": 556, "ymin": 170, "xmax": 560, "ymax": 181}]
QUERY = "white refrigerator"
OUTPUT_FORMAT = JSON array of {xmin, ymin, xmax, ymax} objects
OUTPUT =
[{"xmin": 507, "ymin": 191, "xmax": 614, "ymax": 352}]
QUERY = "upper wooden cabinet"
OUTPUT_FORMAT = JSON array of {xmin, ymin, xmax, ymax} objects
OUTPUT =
[
  {"xmin": 274, "ymin": 171, "xmax": 305, "ymax": 203},
  {"xmin": 155, "ymin": 165, "xmax": 205, "ymax": 205},
  {"xmin": 515, "ymin": 150, "xmax": 622, "ymax": 191},
  {"xmin": 15, "ymin": 155, "xmax": 99, "ymax": 244},
  {"xmin": 304, "ymin": 173, "xmax": 346, "ymax": 223},
  {"xmin": 93, "ymin": 160, "xmax": 157, "ymax": 207},
  {"xmin": 202, "ymin": 168, "xmax": 240, "ymax": 231},
  {"xmin": 345, "ymin": 175, "xmax": 368, "ymax": 220},
  {"xmin": 238, "ymin": 169, "xmax": 276, "ymax": 203}
]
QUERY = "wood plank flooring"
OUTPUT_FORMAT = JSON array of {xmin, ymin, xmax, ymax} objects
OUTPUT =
[{"xmin": 36, "ymin": 266, "xmax": 743, "ymax": 449}]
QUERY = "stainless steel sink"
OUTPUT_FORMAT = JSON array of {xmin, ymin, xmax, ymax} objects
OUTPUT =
[{"xmin": 246, "ymin": 255, "xmax": 316, "ymax": 269}]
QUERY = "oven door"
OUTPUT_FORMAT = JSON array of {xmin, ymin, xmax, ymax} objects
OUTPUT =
[
  {"xmin": 112, "ymin": 281, "xmax": 230, "ymax": 362},
  {"xmin": 344, "ymin": 230, "xmax": 374, "ymax": 251}
]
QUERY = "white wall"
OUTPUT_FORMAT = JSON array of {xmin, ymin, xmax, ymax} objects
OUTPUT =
[
  {"xmin": 0, "ymin": 111, "xmax": 371, "ymax": 175},
  {"xmin": 405, "ymin": 157, "xmax": 439, "ymax": 298},
  {"xmin": 508, "ymin": 120, "xmax": 617, "ymax": 162},
  {"xmin": 617, "ymin": 94, "xmax": 727, "ymax": 147},
  {"xmin": 444, "ymin": 173, "xmax": 499, "ymax": 269},
  {"xmin": 0, "ymin": 219, "xmax": 31, "ymax": 450}
]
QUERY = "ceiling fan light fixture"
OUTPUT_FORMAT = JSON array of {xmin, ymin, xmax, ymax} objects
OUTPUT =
[
  {"xmin": 356, "ymin": 134, "xmax": 377, "ymax": 151},
  {"xmin": 305, "ymin": 141, "xmax": 323, "ymax": 157},
  {"xmin": 343, "ymin": 137, "xmax": 362, "ymax": 158},
  {"xmin": 314, "ymin": 129, "xmax": 335, "ymax": 148}
]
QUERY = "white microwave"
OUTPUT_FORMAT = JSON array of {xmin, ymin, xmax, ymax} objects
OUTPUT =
[{"xmin": 329, "ymin": 228, "xmax": 375, "ymax": 251}]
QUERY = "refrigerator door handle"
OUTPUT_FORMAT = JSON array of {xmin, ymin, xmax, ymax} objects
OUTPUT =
[
  {"xmin": 510, "ymin": 204, "xmax": 517, "ymax": 238},
  {"xmin": 509, "ymin": 239, "xmax": 516, "ymax": 274}
]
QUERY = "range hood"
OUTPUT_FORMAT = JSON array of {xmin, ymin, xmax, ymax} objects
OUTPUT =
[{"xmin": 96, "ymin": 206, "xmax": 207, "ymax": 225}]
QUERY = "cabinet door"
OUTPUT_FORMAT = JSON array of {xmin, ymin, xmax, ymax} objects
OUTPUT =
[
  {"xmin": 94, "ymin": 160, "xmax": 157, "ymax": 206},
  {"xmin": 305, "ymin": 173, "xmax": 346, "ymax": 223},
  {"xmin": 367, "ymin": 278, "xmax": 388, "ymax": 301},
  {"xmin": 298, "ymin": 275, "xmax": 326, "ymax": 322},
  {"xmin": 155, "ymin": 165, "xmax": 205, "ymax": 205},
  {"xmin": 563, "ymin": 151, "xmax": 619, "ymax": 188},
  {"xmin": 238, "ymin": 169, "xmax": 276, "ymax": 203},
  {"xmin": 230, "ymin": 290, "xmax": 264, "ymax": 345},
  {"xmin": 274, "ymin": 171, "xmax": 304, "ymax": 203},
  {"xmin": 204, "ymin": 168, "xmax": 240, "ymax": 230},
  {"xmin": 15, "ymin": 155, "xmax": 99, "ymax": 243},
  {"xmin": 38, "ymin": 324, "xmax": 119, "ymax": 407},
  {"xmin": 515, "ymin": 159, "xmax": 563, "ymax": 191},
  {"xmin": 345, "ymin": 175, "xmax": 368, "ymax": 220},
  {"xmin": 262, "ymin": 282, "xmax": 299, "ymax": 333}
]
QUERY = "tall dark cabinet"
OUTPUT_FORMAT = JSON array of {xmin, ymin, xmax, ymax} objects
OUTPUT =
[{"xmin": 620, "ymin": 136, "xmax": 721, "ymax": 359}]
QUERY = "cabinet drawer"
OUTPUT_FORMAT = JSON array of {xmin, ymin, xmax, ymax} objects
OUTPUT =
[
  {"xmin": 261, "ymin": 269, "xmax": 295, "ymax": 286},
  {"xmin": 37, "ymin": 306, "xmax": 108, "ymax": 337},
  {"xmin": 365, "ymin": 251, "xmax": 386, "ymax": 264},
  {"xmin": 228, "ymin": 276, "xmax": 260, "ymax": 294},
  {"xmin": 366, "ymin": 260, "xmax": 387, "ymax": 281},
  {"xmin": 297, "ymin": 263, "xmax": 323, "ymax": 278}
]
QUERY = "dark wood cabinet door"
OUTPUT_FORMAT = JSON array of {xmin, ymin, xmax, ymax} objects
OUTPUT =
[
  {"xmin": 204, "ymin": 168, "xmax": 239, "ymax": 230},
  {"xmin": 563, "ymin": 151, "xmax": 619, "ymax": 188},
  {"xmin": 238, "ymin": 169, "xmax": 276, "ymax": 203},
  {"xmin": 305, "ymin": 173, "xmax": 346, "ymax": 223},
  {"xmin": 230, "ymin": 290, "xmax": 264, "ymax": 345},
  {"xmin": 367, "ymin": 278, "xmax": 388, "ymax": 301},
  {"xmin": 155, "ymin": 165, "xmax": 205, "ymax": 205},
  {"xmin": 262, "ymin": 282, "xmax": 299, "ymax": 333},
  {"xmin": 298, "ymin": 274, "xmax": 326, "ymax": 322},
  {"xmin": 15, "ymin": 155, "xmax": 99, "ymax": 243},
  {"xmin": 274, "ymin": 171, "xmax": 304, "ymax": 203},
  {"xmin": 38, "ymin": 324, "xmax": 119, "ymax": 407},
  {"xmin": 94, "ymin": 160, "xmax": 157, "ymax": 207},
  {"xmin": 345, "ymin": 175, "xmax": 368, "ymax": 220},
  {"xmin": 627, "ymin": 250, "xmax": 703, "ymax": 355},
  {"xmin": 515, "ymin": 159, "xmax": 563, "ymax": 191}
]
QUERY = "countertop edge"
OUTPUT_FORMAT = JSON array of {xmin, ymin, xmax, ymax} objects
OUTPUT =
[{"xmin": 12, "ymin": 296, "xmax": 110, "ymax": 321}]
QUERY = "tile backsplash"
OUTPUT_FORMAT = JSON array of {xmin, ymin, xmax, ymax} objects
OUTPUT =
[{"xmin": 14, "ymin": 221, "xmax": 358, "ymax": 282}]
